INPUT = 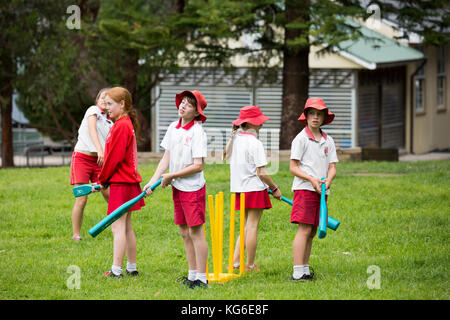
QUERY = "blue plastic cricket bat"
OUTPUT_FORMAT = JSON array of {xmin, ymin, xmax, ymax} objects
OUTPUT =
[
  {"xmin": 73, "ymin": 184, "xmax": 101, "ymax": 197},
  {"xmin": 88, "ymin": 178, "xmax": 162, "ymax": 238},
  {"xmin": 73, "ymin": 183, "xmax": 110, "ymax": 197},
  {"xmin": 268, "ymin": 188, "xmax": 340, "ymax": 231},
  {"xmin": 318, "ymin": 178, "xmax": 328, "ymax": 239}
]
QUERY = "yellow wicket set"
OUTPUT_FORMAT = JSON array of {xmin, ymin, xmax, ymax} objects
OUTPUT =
[{"xmin": 204, "ymin": 192, "xmax": 245, "ymax": 283}]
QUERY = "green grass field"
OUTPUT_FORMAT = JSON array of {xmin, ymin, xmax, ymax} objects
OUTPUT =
[{"xmin": 0, "ymin": 160, "xmax": 449, "ymax": 300}]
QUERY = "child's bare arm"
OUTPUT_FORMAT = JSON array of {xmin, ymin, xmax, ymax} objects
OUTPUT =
[
  {"xmin": 222, "ymin": 125, "xmax": 238, "ymax": 160},
  {"xmin": 256, "ymin": 166, "xmax": 282, "ymax": 199},
  {"xmin": 161, "ymin": 157, "xmax": 204, "ymax": 187},
  {"xmin": 324, "ymin": 163, "xmax": 336, "ymax": 190},
  {"xmin": 87, "ymin": 115, "xmax": 104, "ymax": 165}
]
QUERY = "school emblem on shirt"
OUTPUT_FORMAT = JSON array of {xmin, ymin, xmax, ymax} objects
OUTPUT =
[
  {"xmin": 324, "ymin": 146, "xmax": 329, "ymax": 157},
  {"xmin": 184, "ymin": 136, "xmax": 192, "ymax": 146}
]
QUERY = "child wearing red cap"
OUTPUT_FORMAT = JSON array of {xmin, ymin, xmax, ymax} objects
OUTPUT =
[
  {"xmin": 290, "ymin": 97, "xmax": 338, "ymax": 281},
  {"xmin": 223, "ymin": 105, "xmax": 282, "ymax": 272},
  {"xmin": 144, "ymin": 90, "xmax": 209, "ymax": 289}
]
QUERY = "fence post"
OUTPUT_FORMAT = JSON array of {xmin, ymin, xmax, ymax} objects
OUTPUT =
[{"xmin": 41, "ymin": 145, "xmax": 44, "ymax": 166}]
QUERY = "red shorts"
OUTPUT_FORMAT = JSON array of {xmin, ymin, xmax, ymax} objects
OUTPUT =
[
  {"xmin": 235, "ymin": 189, "xmax": 272, "ymax": 211},
  {"xmin": 172, "ymin": 185, "xmax": 206, "ymax": 227},
  {"xmin": 70, "ymin": 152, "xmax": 102, "ymax": 185},
  {"xmin": 107, "ymin": 183, "xmax": 145, "ymax": 215},
  {"xmin": 291, "ymin": 190, "xmax": 327, "ymax": 226}
]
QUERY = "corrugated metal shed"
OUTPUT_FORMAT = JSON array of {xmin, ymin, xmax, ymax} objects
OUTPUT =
[{"xmin": 154, "ymin": 68, "xmax": 356, "ymax": 152}]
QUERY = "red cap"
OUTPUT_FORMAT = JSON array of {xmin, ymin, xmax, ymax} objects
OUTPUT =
[
  {"xmin": 232, "ymin": 106, "xmax": 270, "ymax": 126},
  {"xmin": 175, "ymin": 90, "xmax": 207, "ymax": 123},
  {"xmin": 298, "ymin": 97, "xmax": 335, "ymax": 125}
]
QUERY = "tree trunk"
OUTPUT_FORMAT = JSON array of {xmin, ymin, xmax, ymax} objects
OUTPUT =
[
  {"xmin": 173, "ymin": 0, "xmax": 185, "ymax": 13},
  {"xmin": 123, "ymin": 49, "xmax": 139, "ymax": 105},
  {"xmin": 279, "ymin": 0, "xmax": 310, "ymax": 150},
  {"xmin": 73, "ymin": 0, "xmax": 107, "ymax": 102},
  {"xmin": 1, "ymin": 52, "xmax": 14, "ymax": 168},
  {"xmin": 121, "ymin": 49, "xmax": 149, "ymax": 150},
  {"xmin": 0, "ymin": 92, "xmax": 14, "ymax": 168}
]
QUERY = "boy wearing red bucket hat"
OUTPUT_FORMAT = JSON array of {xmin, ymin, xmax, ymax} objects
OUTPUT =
[
  {"xmin": 144, "ymin": 90, "xmax": 209, "ymax": 289},
  {"xmin": 224, "ymin": 105, "xmax": 282, "ymax": 271},
  {"xmin": 290, "ymin": 97, "xmax": 338, "ymax": 281}
]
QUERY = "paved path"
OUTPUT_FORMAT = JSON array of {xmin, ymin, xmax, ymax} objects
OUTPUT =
[{"xmin": 399, "ymin": 152, "xmax": 450, "ymax": 162}]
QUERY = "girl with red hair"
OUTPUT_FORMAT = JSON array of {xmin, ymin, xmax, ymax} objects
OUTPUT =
[{"xmin": 99, "ymin": 87, "xmax": 144, "ymax": 278}]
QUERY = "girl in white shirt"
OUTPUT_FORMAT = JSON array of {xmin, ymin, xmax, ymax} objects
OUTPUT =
[
  {"xmin": 223, "ymin": 106, "xmax": 282, "ymax": 271},
  {"xmin": 70, "ymin": 88, "xmax": 112, "ymax": 241}
]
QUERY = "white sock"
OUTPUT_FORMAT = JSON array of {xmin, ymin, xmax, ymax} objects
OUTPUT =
[
  {"xmin": 111, "ymin": 265, "xmax": 122, "ymax": 276},
  {"xmin": 196, "ymin": 273, "xmax": 207, "ymax": 284},
  {"xmin": 188, "ymin": 270, "xmax": 197, "ymax": 281},
  {"xmin": 293, "ymin": 265, "xmax": 306, "ymax": 279},
  {"xmin": 233, "ymin": 263, "xmax": 240, "ymax": 268},
  {"xmin": 126, "ymin": 262, "xmax": 137, "ymax": 272}
]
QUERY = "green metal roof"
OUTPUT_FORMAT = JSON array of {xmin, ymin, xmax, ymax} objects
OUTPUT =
[{"xmin": 336, "ymin": 19, "xmax": 424, "ymax": 69}]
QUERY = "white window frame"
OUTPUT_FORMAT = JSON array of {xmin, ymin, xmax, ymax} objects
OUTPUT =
[
  {"xmin": 437, "ymin": 46, "xmax": 446, "ymax": 111},
  {"xmin": 415, "ymin": 55, "xmax": 426, "ymax": 114}
]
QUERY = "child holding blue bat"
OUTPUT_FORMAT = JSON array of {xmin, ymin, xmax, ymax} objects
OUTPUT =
[
  {"xmin": 144, "ymin": 90, "xmax": 209, "ymax": 289},
  {"xmin": 289, "ymin": 97, "xmax": 338, "ymax": 281},
  {"xmin": 98, "ymin": 87, "xmax": 145, "ymax": 278},
  {"xmin": 70, "ymin": 88, "xmax": 112, "ymax": 242}
]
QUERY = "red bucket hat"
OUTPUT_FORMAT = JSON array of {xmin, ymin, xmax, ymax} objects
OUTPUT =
[
  {"xmin": 298, "ymin": 97, "xmax": 335, "ymax": 126},
  {"xmin": 175, "ymin": 90, "xmax": 207, "ymax": 123},
  {"xmin": 232, "ymin": 106, "xmax": 270, "ymax": 126}
]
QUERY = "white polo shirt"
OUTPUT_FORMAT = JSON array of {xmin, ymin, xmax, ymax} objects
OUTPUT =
[
  {"xmin": 74, "ymin": 105, "xmax": 113, "ymax": 153},
  {"xmin": 161, "ymin": 119, "xmax": 207, "ymax": 192},
  {"xmin": 290, "ymin": 127, "xmax": 338, "ymax": 195},
  {"xmin": 230, "ymin": 130, "xmax": 268, "ymax": 193}
]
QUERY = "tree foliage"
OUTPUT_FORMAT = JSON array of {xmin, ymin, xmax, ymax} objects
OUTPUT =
[
  {"xmin": 15, "ymin": 0, "xmax": 189, "ymax": 150},
  {"xmin": 0, "ymin": 0, "xmax": 68, "ymax": 166},
  {"xmin": 178, "ymin": 0, "xmax": 368, "ymax": 148},
  {"xmin": 4, "ymin": 0, "xmax": 447, "ymax": 164}
]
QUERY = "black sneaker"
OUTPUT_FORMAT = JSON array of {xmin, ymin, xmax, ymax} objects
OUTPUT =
[
  {"xmin": 176, "ymin": 276, "xmax": 193, "ymax": 287},
  {"xmin": 125, "ymin": 270, "xmax": 139, "ymax": 276},
  {"xmin": 189, "ymin": 279, "xmax": 208, "ymax": 289},
  {"xmin": 291, "ymin": 274, "xmax": 311, "ymax": 281},
  {"xmin": 104, "ymin": 270, "xmax": 123, "ymax": 279},
  {"xmin": 308, "ymin": 267, "xmax": 315, "ymax": 280}
]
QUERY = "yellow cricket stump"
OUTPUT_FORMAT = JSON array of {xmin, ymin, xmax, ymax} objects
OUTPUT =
[
  {"xmin": 239, "ymin": 193, "xmax": 245, "ymax": 276},
  {"xmin": 205, "ymin": 192, "xmax": 245, "ymax": 283}
]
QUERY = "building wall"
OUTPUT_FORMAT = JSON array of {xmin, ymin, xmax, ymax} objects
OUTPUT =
[
  {"xmin": 153, "ymin": 68, "xmax": 356, "ymax": 152},
  {"xmin": 408, "ymin": 44, "xmax": 450, "ymax": 154}
]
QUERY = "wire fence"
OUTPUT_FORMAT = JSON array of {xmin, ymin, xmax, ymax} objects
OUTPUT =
[{"xmin": 0, "ymin": 143, "xmax": 72, "ymax": 167}]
